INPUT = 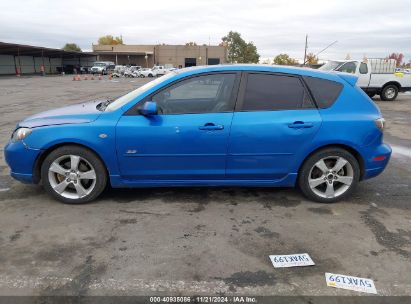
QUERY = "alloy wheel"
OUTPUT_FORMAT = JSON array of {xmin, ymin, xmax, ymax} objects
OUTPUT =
[
  {"xmin": 48, "ymin": 154, "xmax": 97, "ymax": 199},
  {"xmin": 308, "ymin": 156, "xmax": 354, "ymax": 199}
]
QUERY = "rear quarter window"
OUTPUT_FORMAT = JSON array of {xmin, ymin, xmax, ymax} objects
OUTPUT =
[{"xmin": 303, "ymin": 76, "xmax": 343, "ymax": 109}]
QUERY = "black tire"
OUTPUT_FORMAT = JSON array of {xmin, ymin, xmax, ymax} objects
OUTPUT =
[
  {"xmin": 148, "ymin": 74, "xmax": 153, "ymax": 77},
  {"xmin": 41, "ymin": 145, "xmax": 107, "ymax": 204},
  {"xmin": 380, "ymin": 84, "xmax": 398, "ymax": 101},
  {"xmin": 298, "ymin": 147, "xmax": 360, "ymax": 203}
]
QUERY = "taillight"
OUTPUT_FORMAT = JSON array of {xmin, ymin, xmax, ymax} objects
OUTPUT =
[{"xmin": 375, "ymin": 118, "xmax": 385, "ymax": 131}]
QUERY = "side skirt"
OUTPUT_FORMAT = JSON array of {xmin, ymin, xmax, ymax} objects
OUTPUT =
[{"xmin": 109, "ymin": 173, "xmax": 298, "ymax": 188}]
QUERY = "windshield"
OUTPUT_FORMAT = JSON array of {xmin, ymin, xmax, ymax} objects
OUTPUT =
[
  {"xmin": 105, "ymin": 72, "xmax": 178, "ymax": 111},
  {"xmin": 93, "ymin": 62, "xmax": 106, "ymax": 67},
  {"xmin": 319, "ymin": 61, "xmax": 344, "ymax": 71}
]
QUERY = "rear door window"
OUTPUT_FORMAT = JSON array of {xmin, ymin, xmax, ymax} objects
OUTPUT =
[
  {"xmin": 240, "ymin": 73, "xmax": 314, "ymax": 111},
  {"xmin": 303, "ymin": 76, "xmax": 343, "ymax": 108}
]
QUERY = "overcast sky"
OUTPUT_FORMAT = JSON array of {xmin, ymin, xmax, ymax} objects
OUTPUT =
[{"xmin": 1, "ymin": 0, "xmax": 410, "ymax": 62}]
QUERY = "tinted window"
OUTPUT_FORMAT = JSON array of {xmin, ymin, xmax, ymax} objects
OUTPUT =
[
  {"xmin": 152, "ymin": 73, "xmax": 236, "ymax": 114},
  {"xmin": 359, "ymin": 62, "xmax": 368, "ymax": 74},
  {"xmin": 303, "ymin": 76, "xmax": 343, "ymax": 108},
  {"xmin": 241, "ymin": 73, "xmax": 313, "ymax": 111},
  {"xmin": 337, "ymin": 62, "xmax": 357, "ymax": 74}
]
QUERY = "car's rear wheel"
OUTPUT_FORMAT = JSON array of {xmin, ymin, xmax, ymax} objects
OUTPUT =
[
  {"xmin": 380, "ymin": 84, "xmax": 398, "ymax": 101},
  {"xmin": 41, "ymin": 146, "xmax": 107, "ymax": 204},
  {"xmin": 298, "ymin": 148, "xmax": 360, "ymax": 203}
]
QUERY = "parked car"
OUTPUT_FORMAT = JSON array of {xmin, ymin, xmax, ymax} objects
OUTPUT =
[
  {"xmin": 124, "ymin": 66, "xmax": 141, "ymax": 78},
  {"xmin": 139, "ymin": 68, "xmax": 154, "ymax": 77},
  {"xmin": 4, "ymin": 65, "xmax": 391, "ymax": 204},
  {"xmin": 319, "ymin": 59, "xmax": 411, "ymax": 100},
  {"xmin": 151, "ymin": 65, "xmax": 167, "ymax": 76},
  {"xmin": 139, "ymin": 66, "xmax": 169, "ymax": 78},
  {"xmin": 90, "ymin": 61, "xmax": 115, "ymax": 75},
  {"xmin": 79, "ymin": 66, "xmax": 91, "ymax": 74}
]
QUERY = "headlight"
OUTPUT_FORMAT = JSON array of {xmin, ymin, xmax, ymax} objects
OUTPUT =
[{"xmin": 11, "ymin": 127, "xmax": 32, "ymax": 142}]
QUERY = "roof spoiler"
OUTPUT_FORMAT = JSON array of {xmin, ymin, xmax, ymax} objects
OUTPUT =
[{"xmin": 334, "ymin": 72, "xmax": 358, "ymax": 86}]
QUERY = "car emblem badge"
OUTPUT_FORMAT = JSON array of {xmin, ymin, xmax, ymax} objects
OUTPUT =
[{"xmin": 99, "ymin": 133, "xmax": 108, "ymax": 138}]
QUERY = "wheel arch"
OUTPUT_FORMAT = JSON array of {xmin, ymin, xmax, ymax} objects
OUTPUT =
[
  {"xmin": 297, "ymin": 144, "xmax": 365, "ymax": 181},
  {"xmin": 33, "ymin": 142, "xmax": 109, "ymax": 184},
  {"xmin": 382, "ymin": 81, "xmax": 401, "ymax": 90}
]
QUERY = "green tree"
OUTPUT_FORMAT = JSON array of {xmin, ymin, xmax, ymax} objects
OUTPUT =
[
  {"xmin": 273, "ymin": 54, "xmax": 298, "ymax": 66},
  {"xmin": 97, "ymin": 35, "xmax": 124, "ymax": 45},
  {"xmin": 305, "ymin": 52, "xmax": 318, "ymax": 65},
  {"xmin": 62, "ymin": 43, "xmax": 81, "ymax": 52},
  {"xmin": 185, "ymin": 42, "xmax": 197, "ymax": 46},
  {"xmin": 221, "ymin": 31, "xmax": 259, "ymax": 63}
]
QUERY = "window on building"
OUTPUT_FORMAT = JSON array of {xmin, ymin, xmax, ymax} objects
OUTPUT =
[
  {"xmin": 208, "ymin": 58, "xmax": 220, "ymax": 65},
  {"xmin": 184, "ymin": 58, "xmax": 197, "ymax": 67}
]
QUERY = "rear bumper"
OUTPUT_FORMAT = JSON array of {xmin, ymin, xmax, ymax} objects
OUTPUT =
[
  {"xmin": 4, "ymin": 140, "xmax": 42, "ymax": 184},
  {"xmin": 362, "ymin": 143, "xmax": 392, "ymax": 180}
]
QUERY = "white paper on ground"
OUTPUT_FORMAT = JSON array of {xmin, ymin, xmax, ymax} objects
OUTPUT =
[
  {"xmin": 325, "ymin": 272, "xmax": 377, "ymax": 294},
  {"xmin": 269, "ymin": 253, "xmax": 315, "ymax": 268}
]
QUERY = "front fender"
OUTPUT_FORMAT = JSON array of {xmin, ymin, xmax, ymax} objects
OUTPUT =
[{"xmin": 23, "ymin": 121, "xmax": 120, "ymax": 177}]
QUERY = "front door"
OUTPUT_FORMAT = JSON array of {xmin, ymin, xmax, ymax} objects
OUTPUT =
[
  {"xmin": 227, "ymin": 72, "xmax": 322, "ymax": 180},
  {"xmin": 116, "ymin": 72, "xmax": 239, "ymax": 180}
]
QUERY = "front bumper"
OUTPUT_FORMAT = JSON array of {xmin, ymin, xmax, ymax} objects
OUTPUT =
[
  {"xmin": 363, "ymin": 143, "xmax": 392, "ymax": 180},
  {"xmin": 4, "ymin": 140, "xmax": 42, "ymax": 184}
]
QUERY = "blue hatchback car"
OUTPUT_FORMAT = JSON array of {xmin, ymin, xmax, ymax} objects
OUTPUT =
[{"xmin": 5, "ymin": 65, "xmax": 391, "ymax": 204}]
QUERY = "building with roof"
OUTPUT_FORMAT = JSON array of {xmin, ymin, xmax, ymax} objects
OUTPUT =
[
  {"xmin": 0, "ymin": 41, "xmax": 228, "ymax": 75},
  {"xmin": 0, "ymin": 41, "xmax": 97, "ymax": 75},
  {"xmin": 92, "ymin": 44, "xmax": 227, "ymax": 68}
]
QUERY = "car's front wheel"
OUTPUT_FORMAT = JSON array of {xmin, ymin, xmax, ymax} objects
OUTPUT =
[
  {"xmin": 298, "ymin": 148, "xmax": 360, "ymax": 203},
  {"xmin": 41, "ymin": 145, "xmax": 107, "ymax": 204}
]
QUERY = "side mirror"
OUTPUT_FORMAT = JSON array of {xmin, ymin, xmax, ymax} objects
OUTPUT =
[{"xmin": 138, "ymin": 101, "xmax": 158, "ymax": 116}]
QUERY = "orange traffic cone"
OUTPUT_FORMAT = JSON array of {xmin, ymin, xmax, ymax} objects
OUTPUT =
[
  {"xmin": 90, "ymin": 75, "xmax": 94, "ymax": 80},
  {"xmin": 109, "ymin": 73, "xmax": 112, "ymax": 80},
  {"xmin": 98, "ymin": 74, "xmax": 102, "ymax": 80},
  {"xmin": 84, "ymin": 75, "xmax": 88, "ymax": 80},
  {"xmin": 76, "ymin": 75, "xmax": 81, "ymax": 81},
  {"xmin": 73, "ymin": 75, "xmax": 76, "ymax": 81}
]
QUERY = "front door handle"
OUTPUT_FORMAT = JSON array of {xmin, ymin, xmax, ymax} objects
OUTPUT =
[
  {"xmin": 288, "ymin": 121, "xmax": 314, "ymax": 129},
  {"xmin": 199, "ymin": 123, "xmax": 224, "ymax": 131}
]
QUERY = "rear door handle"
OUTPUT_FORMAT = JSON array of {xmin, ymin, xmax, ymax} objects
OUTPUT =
[
  {"xmin": 199, "ymin": 123, "xmax": 224, "ymax": 131},
  {"xmin": 288, "ymin": 121, "xmax": 314, "ymax": 129}
]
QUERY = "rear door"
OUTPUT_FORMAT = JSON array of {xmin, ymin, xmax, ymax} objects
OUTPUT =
[{"xmin": 226, "ymin": 72, "xmax": 322, "ymax": 180}]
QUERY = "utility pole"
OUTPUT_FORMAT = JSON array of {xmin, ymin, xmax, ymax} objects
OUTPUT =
[{"xmin": 303, "ymin": 34, "xmax": 308, "ymax": 66}]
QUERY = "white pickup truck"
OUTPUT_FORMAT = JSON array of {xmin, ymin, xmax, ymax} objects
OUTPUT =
[
  {"xmin": 319, "ymin": 59, "xmax": 411, "ymax": 101},
  {"xmin": 139, "ymin": 65, "xmax": 174, "ymax": 77}
]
